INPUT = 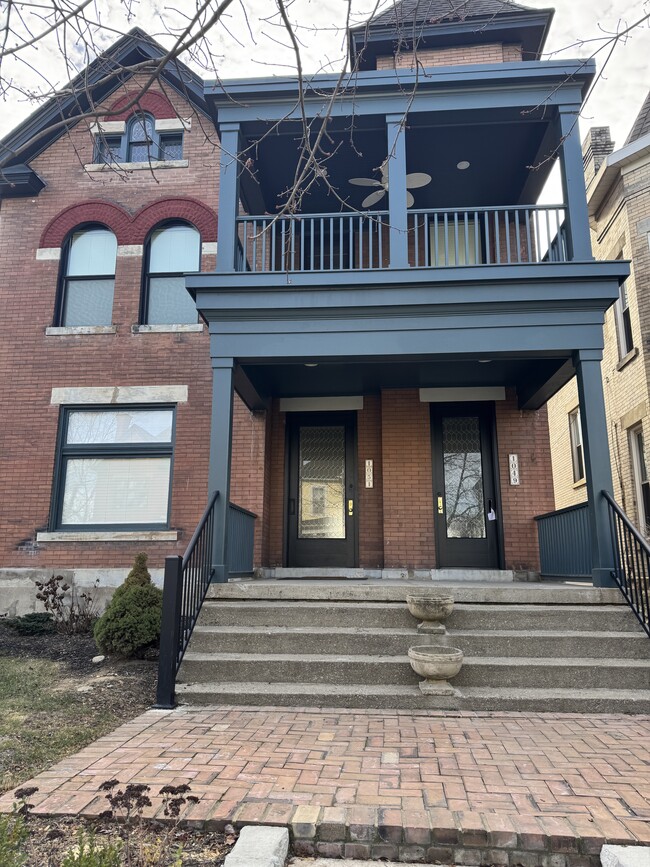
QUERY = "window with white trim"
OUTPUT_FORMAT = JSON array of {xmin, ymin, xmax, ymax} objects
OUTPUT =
[
  {"xmin": 614, "ymin": 277, "xmax": 634, "ymax": 359},
  {"xmin": 630, "ymin": 424, "xmax": 650, "ymax": 536},
  {"xmin": 569, "ymin": 407, "xmax": 585, "ymax": 484},
  {"xmin": 57, "ymin": 226, "xmax": 117, "ymax": 326},
  {"xmin": 142, "ymin": 222, "xmax": 201, "ymax": 325},
  {"xmin": 53, "ymin": 407, "xmax": 175, "ymax": 530},
  {"xmin": 94, "ymin": 113, "xmax": 184, "ymax": 164}
]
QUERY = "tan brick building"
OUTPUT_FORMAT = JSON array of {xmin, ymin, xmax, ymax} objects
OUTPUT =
[{"xmin": 548, "ymin": 95, "xmax": 650, "ymax": 535}]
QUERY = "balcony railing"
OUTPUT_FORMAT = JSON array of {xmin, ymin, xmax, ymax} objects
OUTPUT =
[{"xmin": 235, "ymin": 204, "xmax": 568, "ymax": 273}]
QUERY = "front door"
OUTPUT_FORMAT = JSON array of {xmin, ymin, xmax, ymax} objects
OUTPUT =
[
  {"xmin": 286, "ymin": 413, "xmax": 357, "ymax": 568},
  {"xmin": 431, "ymin": 403, "xmax": 501, "ymax": 569}
]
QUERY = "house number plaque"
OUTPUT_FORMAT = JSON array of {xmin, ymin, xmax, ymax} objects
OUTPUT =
[
  {"xmin": 508, "ymin": 454, "xmax": 520, "ymax": 486},
  {"xmin": 365, "ymin": 460, "xmax": 374, "ymax": 488}
]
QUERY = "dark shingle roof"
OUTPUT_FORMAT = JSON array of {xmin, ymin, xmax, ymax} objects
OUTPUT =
[
  {"xmin": 367, "ymin": 0, "xmax": 534, "ymax": 28},
  {"xmin": 625, "ymin": 91, "xmax": 650, "ymax": 145}
]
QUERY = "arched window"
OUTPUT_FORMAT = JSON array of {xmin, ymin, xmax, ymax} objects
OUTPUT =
[
  {"xmin": 143, "ymin": 222, "xmax": 201, "ymax": 325},
  {"xmin": 58, "ymin": 226, "xmax": 117, "ymax": 326},
  {"xmin": 127, "ymin": 113, "xmax": 155, "ymax": 162}
]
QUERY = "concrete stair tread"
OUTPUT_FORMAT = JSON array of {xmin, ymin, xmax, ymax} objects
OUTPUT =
[
  {"xmin": 194, "ymin": 625, "xmax": 417, "ymax": 636},
  {"xmin": 207, "ymin": 582, "xmax": 625, "ymax": 604},
  {"xmin": 182, "ymin": 650, "xmax": 650, "ymax": 667},
  {"xmin": 177, "ymin": 680, "xmax": 650, "ymax": 700}
]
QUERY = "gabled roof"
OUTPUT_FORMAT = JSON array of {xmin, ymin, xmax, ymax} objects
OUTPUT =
[
  {"xmin": 625, "ymin": 90, "xmax": 650, "ymax": 146},
  {"xmin": 365, "ymin": 0, "xmax": 534, "ymax": 28},
  {"xmin": 0, "ymin": 27, "xmax": 209, "ymax": 198}
]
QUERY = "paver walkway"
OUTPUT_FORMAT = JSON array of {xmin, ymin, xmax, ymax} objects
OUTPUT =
[{"xmin": 1, "ymin": 707, "xmax": 649, "ymax": 864}]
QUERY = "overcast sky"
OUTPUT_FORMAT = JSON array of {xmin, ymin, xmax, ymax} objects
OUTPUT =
[{"xmin": 1, "ymin": 0, "xmax": 648, "ymax": 148}]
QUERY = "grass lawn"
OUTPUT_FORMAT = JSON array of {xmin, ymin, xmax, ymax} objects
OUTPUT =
[{"xmin": 0, "ymin": 626, "xmax": 156, "ymax": 795}]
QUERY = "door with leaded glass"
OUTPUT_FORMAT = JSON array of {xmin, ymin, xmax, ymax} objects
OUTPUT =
[
  {"xmin": 286, "ymin": 413, "xmax": 357, "ymax": 568},
  {"xmin": 430, "ymin": 403, "xmax": 501, "ymax": 569}
]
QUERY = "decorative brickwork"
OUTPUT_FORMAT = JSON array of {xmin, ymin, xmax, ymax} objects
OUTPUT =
[
  {"xmin": 105, "ymin": 90, "xmax": 177, "ymax": 121},
  {"xmin": 41, "ymin": 196, "xmax": 218, "ymax": 248}
]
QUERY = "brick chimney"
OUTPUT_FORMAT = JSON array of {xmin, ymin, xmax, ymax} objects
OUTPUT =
[{"xmin": 582, "ymin": 127, "xmax": 615, "ymax": 187}]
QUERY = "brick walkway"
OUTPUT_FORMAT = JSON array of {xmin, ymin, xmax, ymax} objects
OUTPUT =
[{"xmin": 2, "ymin": 707, "xmax": 649, "ymax": 864}]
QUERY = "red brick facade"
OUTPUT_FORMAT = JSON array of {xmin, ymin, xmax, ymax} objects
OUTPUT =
[{"xmin": 0, "ymin": 75, "xmax": 554, "ymax": 577}]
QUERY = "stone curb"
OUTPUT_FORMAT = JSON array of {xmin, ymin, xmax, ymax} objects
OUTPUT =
[
  {"xmin": 224, "ymin": 825, "xmax": 289, "ymax": 866},
  {"xmin": 204, "ymin": 802, "xmax": 647, "ymax": 867}
]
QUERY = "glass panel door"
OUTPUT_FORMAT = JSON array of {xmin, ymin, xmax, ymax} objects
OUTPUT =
[
  {"xmin": 442, "ymin": 416, "xmax": 486, "ymax": 539},
  {"xmin": 298, "ymin": 426, "xmax": 346, "ymax": 539}
]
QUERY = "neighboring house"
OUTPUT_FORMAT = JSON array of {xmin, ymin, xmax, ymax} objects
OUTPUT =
[
  {"xmin": 0, "ymin": 0, "xmax": 629, "ymax": 604},
  {"xmin": 548, "ymin": 95, "xmax": 650, "ymax": 536}
]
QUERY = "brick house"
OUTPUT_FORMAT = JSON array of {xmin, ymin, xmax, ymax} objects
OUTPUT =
[
  {"xmin": 0, "ymin": 0, "xmax": 630, "ymax": 610},
  {"xmin": 547, "ymin": 94, "xmax": 650, "ymax": 541}
]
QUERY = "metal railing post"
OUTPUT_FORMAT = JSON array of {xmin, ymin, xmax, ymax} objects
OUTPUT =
[{"xmin": 154, "ymin": 555, "xmax": 183, "ymax": 708}]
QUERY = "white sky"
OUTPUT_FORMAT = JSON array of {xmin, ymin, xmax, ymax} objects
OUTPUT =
[{"xmin": 1, "ymin": 0, "xmax": 648, "ymax": 150}]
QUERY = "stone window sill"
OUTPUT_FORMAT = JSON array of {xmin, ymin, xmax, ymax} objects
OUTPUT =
[
  {"xmin": 572, "ymin": 479, "xmax": 586, "ymax": 490},
  {"xmin": 37, "ymin": 530, "xmax": 178, "ymax": 543},
  {"xmin": 616, "ymin": 347, "xmax": 639, "ymax": 372},
  {"xmin": 46, "ymin": 326, "xmax": 117, "ymax": 336},
  {"xmin": 84, "ymin": 160, "xmax": 188, "ymax": 172},
  {"xmin": 132, "ymin": 324, "xmax": 203, "ymax": 334}
]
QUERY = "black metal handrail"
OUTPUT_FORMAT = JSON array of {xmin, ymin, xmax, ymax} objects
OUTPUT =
[
  {"xmin": 155, "ymin": 490, "xmax": 219, "ymax": 708},
  {"xmin": 604, "ymin": 490, "xmax": 650, "ymax": 637}
]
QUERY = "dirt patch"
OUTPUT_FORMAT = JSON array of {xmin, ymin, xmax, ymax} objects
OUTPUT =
[
  {"xmin": 0, "ymin": 623, "xmax": 157, "ymax": 792},
  {"xmin": 17, "ymin": 814, "xmax": 234, "ymax": 866}
]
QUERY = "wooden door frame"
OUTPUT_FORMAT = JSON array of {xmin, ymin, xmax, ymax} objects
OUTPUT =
[{"xmin": 283, "ymin": 411, "xmax": 359, "ymax": 568}]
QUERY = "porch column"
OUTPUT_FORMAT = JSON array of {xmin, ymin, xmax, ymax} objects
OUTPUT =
[
  {"xmin": 557, "ymin": 106, "xmax": 593, "ymax": 261},
  {"xmin": 209, "ymin": 358, "xmax": 235, "ymax": 583},
  {"xmin": 386, "ymin": 113, "xmax": 409, "ymax": 269},
  {"xmin": 574, "ymin": 349, "xmax": 615, "ymax": 587},
  {"xmin": 216, "ymin": 122, "xmax": 241, "ymax": 272}
]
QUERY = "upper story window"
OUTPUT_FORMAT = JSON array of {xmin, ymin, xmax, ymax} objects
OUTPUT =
[
  {"xmin": 94, "ymin": 113, "xmax": 184, "ymax": 165},
  {"xmin": 57, "ymin": 226, "xmax": 117, "ymax": 326},
  {"xmin": 143, "ymin": 222, "xmax": 201, "ymax": 325},
  {"xmin": 614, "ymin": 278, "xmax": 634, "ymax": 360},
  {"xmin": 569, "ymin": 407, "xmax": 585, "ymax": 484}
]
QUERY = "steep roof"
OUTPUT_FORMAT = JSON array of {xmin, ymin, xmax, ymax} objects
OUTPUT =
[
  {"xmin": 625, "ymin": 90, "xmax": 650, "ymax": 145},
  {"xmin": 0, "ymin": 27, "xmax": 208, "ymax": 197},
  {"xmin": 366, "ymin": 0, "xmax": 535, "ymax": 29}
]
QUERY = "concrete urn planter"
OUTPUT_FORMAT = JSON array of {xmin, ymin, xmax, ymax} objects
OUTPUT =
[
  {"xmin": 408, "ymin": 644, "xmax": 464, "ymax": 695},
  {"xmin": 406, "ymin": 593, "xmax": 454, "ymax": 634}
]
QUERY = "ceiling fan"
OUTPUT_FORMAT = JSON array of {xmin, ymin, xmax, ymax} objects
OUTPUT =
[{"xmin": 349, "ymin": 160, "xmax": 432, "ymax": 208}]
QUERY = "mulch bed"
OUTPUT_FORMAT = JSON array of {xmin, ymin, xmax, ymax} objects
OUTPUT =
[{"xmin": 20, "ymin": 815, "xmax": 234, "ymax": 866}]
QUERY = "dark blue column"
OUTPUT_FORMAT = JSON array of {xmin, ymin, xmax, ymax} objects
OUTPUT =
[
  {"xmin": 216, "ymin": 122, "xmax": 241, "ymax": 273},
  {"xmin": 209, "ymin": 358, "xmax": 235, "ymax": 582},
  {"xmin": 386, "ymin": 113, "xmax": 409, "ymax": 269},
  {"xmin": 558, "ymin": 106, "xmax": 593, "ymax": 262},
  {"xmin": 574, "ymin": 349, "xmax": 615, "ymax": 587}
]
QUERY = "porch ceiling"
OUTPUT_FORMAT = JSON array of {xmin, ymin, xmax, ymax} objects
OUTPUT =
[
  {"xmin": 238, "ymin": 353, "xmax": 573, "ymax": 411},
  {"xmin": 241, "ymin": 110, "xmax": 553, "ymax": 215}
]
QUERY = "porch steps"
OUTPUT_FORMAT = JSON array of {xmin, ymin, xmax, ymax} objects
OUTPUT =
[{"xmin": 176, "ymin": 581, "xmax": 650, "ymax": 713}]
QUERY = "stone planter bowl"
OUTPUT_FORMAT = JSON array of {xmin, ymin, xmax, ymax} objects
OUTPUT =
[
  {"xmin": 407, "ymin": 644, "xmax": 464, "ymax": 681},
  {"xmin": 406, "ymin": 593, "xmax": 454, "ymax": 623}
]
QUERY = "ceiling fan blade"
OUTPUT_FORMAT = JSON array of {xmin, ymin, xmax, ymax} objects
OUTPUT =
[
  {"xmin": 405, "ymin": 172, "xmax": 432, "ymax": 189},
  {"xmin": 349, "ymin": 178, "xmax": 381, "ymax": 187},
  {"xmin": 362, "ymin": 189, "xmax": 387, "ymax": 208},
  {"xmin": 406, "ymin": 191, "xmax": 415, "ymax": 208}
]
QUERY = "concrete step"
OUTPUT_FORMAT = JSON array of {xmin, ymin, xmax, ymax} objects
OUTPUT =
[
  {"xmin": 176, "ymin": 680, "xmax": 650, "ymax": 714},
  {"xmin": 179, "ymin": 651, "xmax": 649, "ymax": 689},
  {"xmin": 189, "ymin": 624, "xmax": 650, "ymax": 659},
  {"xmin": 198, "ymin": 600, "xmax": 641, "ymax": 632},
  {"xmin": 207, "ymin": 581, "xmax": 624, "ymax": 605}
]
